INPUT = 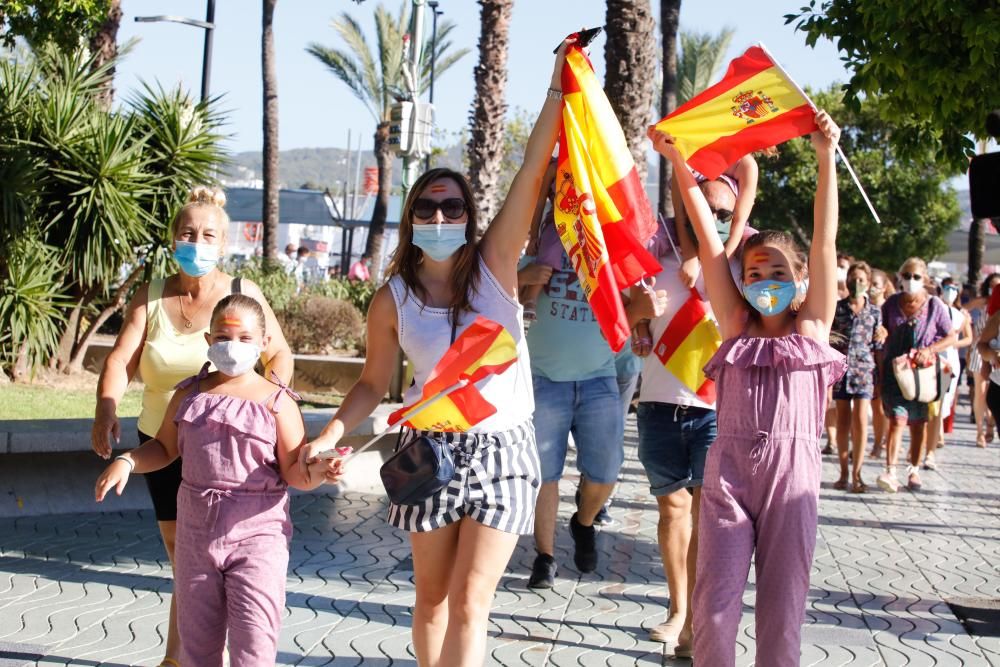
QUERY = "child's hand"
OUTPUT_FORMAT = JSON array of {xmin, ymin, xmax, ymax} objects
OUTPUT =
[
  {"xmin": 95, "ymin": 458, "xmax": 131, "ymax": 502},
  {"xmin": 647, "ymin": 126, "xmax": 682, "ymax": 161},
  {"xmin": 810, "ymin": 110, "xmax": 841, "ymax": 156},
  {"xmin": 679, "ymin": 256, "xmax": 701, "ymax": 288},
  {"xmin": 307, "ymin": 454, "xmax": 347, "ymax": 486},
  {"xmin": 631, "ymin": 322, "xmax": 653, "ymax": 358}
]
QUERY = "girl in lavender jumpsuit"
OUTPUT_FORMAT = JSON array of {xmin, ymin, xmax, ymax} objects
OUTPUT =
[
  {"xmin": 650, "ymin": 111, "xmax": 846, "ymax": 665},
  {"xmin": 97, "ymin": 295, "xmax": 342, "ymax": 666}
]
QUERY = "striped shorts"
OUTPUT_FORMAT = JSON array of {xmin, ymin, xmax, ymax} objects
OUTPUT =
[{"xmin": 387, "ymin": 420, "xmax": 540, "ymax": 535}]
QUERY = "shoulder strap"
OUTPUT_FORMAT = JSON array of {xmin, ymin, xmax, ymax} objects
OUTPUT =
[
  {"xmin": 174, "ymin": 362, "xmax": 212, "ymax": 393},
  {"xmin": 231, "ymin": 277, "xmax": 242, "ymax": 295},
  {"xmin": 265, "ymin": 370, "xmax": 301, "ymax": 412}
]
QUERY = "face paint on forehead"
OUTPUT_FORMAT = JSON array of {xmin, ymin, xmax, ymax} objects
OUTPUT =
[
  {"xmin": 429, "ymin": 184, "xmax": 448, "ymax": 193},
  {"xmin": 220, "ymin": 317, "xmax": 244, "ymax": 327},
  {"xmin": 750, "ymin": 252, "xmax": 772, "ymax": 263}
]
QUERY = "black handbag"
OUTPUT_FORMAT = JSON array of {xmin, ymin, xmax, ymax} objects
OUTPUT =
[
  {"xmin": 379, "ymin": 431, "xmax": 455, "ymax": 505},
  {"xmin": 379, "ymin": 317, "xmax": 458, "ymax": 505}
]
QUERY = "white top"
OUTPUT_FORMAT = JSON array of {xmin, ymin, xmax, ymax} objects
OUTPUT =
[
  {"xmin": 638, "ymin": 252, "xmax": 720, "ymax": 410},
  {"xmin": 388, "ymin": 256, "xmax": 534, "ymax": 432},
  {"xmin": 945, "ymin": 306, "xmax": 965, "ymax": 375}
]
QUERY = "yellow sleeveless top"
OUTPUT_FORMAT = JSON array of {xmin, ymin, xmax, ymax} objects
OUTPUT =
[{"xmin": 137, "ymin": 278, "xmax": 213, "ymax": 435}]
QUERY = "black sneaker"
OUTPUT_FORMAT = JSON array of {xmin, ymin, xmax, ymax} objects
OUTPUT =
[
  {"xmin": 528, "ymin": 553, "xmax": 557, "ymax": 589},
  {"xmin": 570, "ymin": 512, "xmax": 598, "ymax": 573}
]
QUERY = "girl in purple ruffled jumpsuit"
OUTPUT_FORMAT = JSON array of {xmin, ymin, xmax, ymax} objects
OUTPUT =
[
  {"xmin": 97, "ymin": 295, "xmax": 344, "ymax": 666},
  {"xmin": 649, "ymin": 111, "xmax": 847, "ymax": 666}
]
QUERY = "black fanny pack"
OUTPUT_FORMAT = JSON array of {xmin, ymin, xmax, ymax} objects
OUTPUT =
[{"xmin": 380, "ymin": 431, "xmax": 456, "ymax": 505}]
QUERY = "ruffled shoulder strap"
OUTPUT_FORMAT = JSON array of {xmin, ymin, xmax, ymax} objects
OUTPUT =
[
  {"xmin": 174, "ymin": 362, "xmax": 212, "ymax": 392},
  {"xmin": 704, "ymin": 334, "xmax": 846, "ymax": 380},
  {"xmin": 265, "ymin": 370, "xmax": 301, "ymax": 412}
]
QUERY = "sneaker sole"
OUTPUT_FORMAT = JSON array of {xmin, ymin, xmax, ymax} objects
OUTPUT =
[{"xmin": 877, "ymin": 478, "xmax": 898, "ymax": 493}]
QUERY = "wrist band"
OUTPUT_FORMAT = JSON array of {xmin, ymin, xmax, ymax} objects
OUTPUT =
[
  {"xmin": 546, "ymin": 87, "xmax": 563, "ymax": 101},
  {"xmin": 114, "ymin": 455, "xmax": 134, "ymax": 472}
]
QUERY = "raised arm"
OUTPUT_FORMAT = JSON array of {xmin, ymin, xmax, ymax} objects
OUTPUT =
[
  {"xmin": 795, "ymin": 111, "xmax": 841, "ymax": 342},
  {"xmin": 725, "ymin": 154, "xmax": 758, "ymax": 257},
  {"xmin": 650, "ymin": 127, "xmax": 747, "ymax": 339},
  {"xmin": 479, "ymin": 39, "xmax": 572, "ymax": 291}
]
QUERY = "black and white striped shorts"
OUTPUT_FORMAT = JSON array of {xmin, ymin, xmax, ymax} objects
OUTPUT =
[{"xmin": 387, "ymin": 420, "xmax": 540, "ymax": 535}]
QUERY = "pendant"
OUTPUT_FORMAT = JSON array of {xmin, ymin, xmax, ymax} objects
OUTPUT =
[{"xmin": 184, "ymin": 320, "xmax": 193, "ymax": 329}]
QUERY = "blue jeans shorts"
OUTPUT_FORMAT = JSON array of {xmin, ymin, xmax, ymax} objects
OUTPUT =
[
  {"xmin": 637, "ymin": 402, "xmax": 717, "ymax": 496},
  {"xmin": 532, "ymin": 374, "xmax": 625, "ymax": 484}
]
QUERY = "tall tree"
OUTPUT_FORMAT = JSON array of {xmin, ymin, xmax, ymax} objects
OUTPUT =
[
  {"xmin": 262, "ymin": 0, "xmax": 280, "ymax": 261},
  {"xmin": 657, "ymin": 0, "xmax": 680, "ymax": 217},
  {"xmin": 604, "ymin": 0, "xmax": 656, "ymax": 185},
  {"xmin": 88, "ymin": 0, "xmax": 121, "ymax": 108},
  {"xmin": 0, "ymin": 0, "xmax": 109, "ymax": 50},
  {"xmin": 754, "ymin": 87, "xmax": 959, "ymax": 271},
  {"xmin": 466, "ymin": 0, "xmax": 512, "ymax": 234},
  {"xmin": 676, "ymin": 28, "xmax": 733, "ymax": 106},
  {"xmin": 786, "ymin": 1, "xmax": 1000, "ymax": 172},
  {"xmin": 308, "ymin": 3, "xmax": 468, "ymax": 265}
]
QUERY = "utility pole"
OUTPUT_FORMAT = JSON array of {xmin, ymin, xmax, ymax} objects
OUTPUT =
[{"xmin": 424, "ymin": 1, "xmax": 442, "ymax": 171}]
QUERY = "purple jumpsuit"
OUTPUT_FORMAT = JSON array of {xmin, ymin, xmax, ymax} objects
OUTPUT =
[
  {"xmin": 172, "ymin": 365, "xmax": 297, "ymax": 667},
  {"xmin": 694, "ymin": 333, "xmax": 845, "ymax": 666}
]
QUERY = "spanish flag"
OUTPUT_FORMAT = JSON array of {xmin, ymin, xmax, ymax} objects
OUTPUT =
[
  {"xmin": 389, "ymin": 316, "xmax": 518, "ymax": 432},
  {"xmin": 553, "ymin": 42, "xmax": 660, "ymax": 354},
  {"xmin": 653, "ymin": 288, "xmax": 721, "ymax": 404},
  {"xmin": 655, "ymin": 45, "xmax": 818, "ymax": 180}
]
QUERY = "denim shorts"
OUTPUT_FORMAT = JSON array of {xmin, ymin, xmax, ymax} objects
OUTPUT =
[
  {"xmin": 532, "ymin": 374, "xmax": 625, "ymax": 484},
  {"xmin": 637, "ymin": 402, "xmax": 717, "ymax": 496}
]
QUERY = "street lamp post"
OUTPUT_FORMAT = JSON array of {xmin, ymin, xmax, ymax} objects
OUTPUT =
[
  {"xmin": 135, "ymin": 0, "xmax": 217, "ymax": 102},
  {"xmin": 424, "ymin": 1, "xmax": 442, "ymax": 171}
]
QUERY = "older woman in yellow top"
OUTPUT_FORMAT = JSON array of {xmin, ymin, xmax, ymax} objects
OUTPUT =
[{"xmin": 91, "ymin": 187, "xmax": 293, "ymax": 667}]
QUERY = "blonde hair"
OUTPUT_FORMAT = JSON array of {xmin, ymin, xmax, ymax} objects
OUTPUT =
[
  {"xmin": 170, "ymin": 186, "xmax": 230, "ymax": 240},
  {"xmin": 898, "ymin": 256, "xmax": 927, "ymax": 276},
  {"xmin": 211, "ymin": 294, "xmax": 266, "ymax": 336}
]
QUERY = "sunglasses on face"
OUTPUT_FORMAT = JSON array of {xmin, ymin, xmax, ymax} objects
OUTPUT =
[
  {"xmin": 710, "ymin": 207, "xmax": 734, "ymax": 224},
  {"xmin": 413, "ymin": 197, "xmax": 467, "ymax": 220},
  {"xmin": 900, "ymin": 272, "xmax": 923, "ymax": 281}
]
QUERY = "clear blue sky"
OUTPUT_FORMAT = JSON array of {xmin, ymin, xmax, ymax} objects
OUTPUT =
[{"xmin": 114, "ymin": 1, "xmax": 851, "ymax": 155}]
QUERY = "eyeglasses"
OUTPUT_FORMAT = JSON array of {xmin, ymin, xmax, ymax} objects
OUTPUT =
[
  {"xmin": 413, "ymin": 197, "xmax": 467, "ymax": 220},
  {"xmin": 900, "ymin": 272, "xmax": 923, "ymax": 281},
  {"xmin": 710, "ymin": 207, "xmax": 734, "ymax": 224}
]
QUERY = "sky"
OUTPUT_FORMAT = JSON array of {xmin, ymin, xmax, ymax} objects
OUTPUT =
[{"xmin": 113, "ymin": 1, "xmax": 853, "ymax": 155}]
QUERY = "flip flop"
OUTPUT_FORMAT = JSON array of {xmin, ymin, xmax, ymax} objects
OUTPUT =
[{"xmin": 158, "ymin": 660, "xmax": 180, "ymax": 667}]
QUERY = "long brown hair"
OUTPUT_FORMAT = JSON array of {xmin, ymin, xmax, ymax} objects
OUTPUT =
[{"xmin": 385, "ymin": 168, "xmax": 482, "ymax": 324}]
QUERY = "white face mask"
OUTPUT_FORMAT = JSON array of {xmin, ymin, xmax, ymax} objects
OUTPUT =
[
  {"xmin": 207, "ymin": 341, "xmax": 261, "ymax": 377},
  {"xmin": 836, "ymin": 267, "xmax": 848, "ymax": 283},
  {"xmin": 902, "ymin": 278, "xmax": 924, "ymax": 295}
]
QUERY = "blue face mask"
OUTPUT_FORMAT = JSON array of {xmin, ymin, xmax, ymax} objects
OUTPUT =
[
  {"xmin": 715, "ymin": 219, "xmax": 732, "ymax": 243},
  {"xmin": 942, "ymin": 286, "xmax": 959, "ymax": 305},
  {"xmin": 412, "ymin": 223, "xmax": 468, "ymax": 261},
  {"xmin": 174, "ymin": 241, "xmax": 219, "ymax": 277},
  {"xmin": 743, "ymin": 280, "xmax": 798, "ymax": 316}
]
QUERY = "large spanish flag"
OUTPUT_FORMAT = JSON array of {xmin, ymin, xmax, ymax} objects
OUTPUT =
[
  {"xmin": 653, "ymin": 288, "xmax": 721, "ymax": 404},
  {"xmin": 389, "ymin": 316, "xmax": 518, "ymax": 432},
  {"xmin": 655, "ymin": 45, "xmax": 818, "ymax": 180},
  {"xmin": 554, "ymin": 42, "xmax": 660, "ymax": 353}
]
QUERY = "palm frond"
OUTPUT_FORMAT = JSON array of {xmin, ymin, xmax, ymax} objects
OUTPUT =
[
  {"xmin": 677, "ymin": 28, "xmax": 735, "ymax": 105},
  {"xmin": 306, "ymin": 43, "xmax": 380, "ymax": 121},
  {"xmin": 334, "ymin": 13, "xmax": 381, "ymax": 113}
]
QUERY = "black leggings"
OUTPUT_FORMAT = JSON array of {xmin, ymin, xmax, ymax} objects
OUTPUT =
[
  {"xmin": 987, "ymin": 383, "xmax": 1000, "ymax": 429},
  {"xmin": 138, "ymin": 429, "xmax": 182, "ymax": 522}
]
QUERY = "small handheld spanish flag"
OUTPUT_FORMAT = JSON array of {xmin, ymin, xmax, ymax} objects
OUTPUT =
[
  {"xmin": 655, "ymin": 45, "xmax": 818, "ymax": 180},
  {"xmin": 388, "ymin": 316, "xmax": 518, "ymax": 432}
]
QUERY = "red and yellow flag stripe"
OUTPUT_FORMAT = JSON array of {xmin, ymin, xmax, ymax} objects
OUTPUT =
[{"xmin": 653, "ymin": 288, "xmax": 721, "ymax": 404}]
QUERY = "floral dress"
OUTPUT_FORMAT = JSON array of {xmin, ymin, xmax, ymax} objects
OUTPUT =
[{"xmin": 831, "ymin": 297, "xmax": 882, "ymax": 399}]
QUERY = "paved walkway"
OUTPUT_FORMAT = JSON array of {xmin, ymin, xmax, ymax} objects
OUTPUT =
[{"xmin": 1, "ymin": 401, "xmax": 998, "ymax": 666}]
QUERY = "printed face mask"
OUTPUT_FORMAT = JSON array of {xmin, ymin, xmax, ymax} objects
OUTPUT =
[
  {"xmin": 207, "ymin": 340, "xmax": 260, "ymax": 377},
  {"xmin": 848, "ymin": 280, "xmax": 867, "ymax": 298},
  {"xmin": 412, "ymin": 222, "xmax": 468, "ymax": 261},
  {"xmin": 743, "ymin": 280, "xmax": 798, "ymax": 316},
  {"xmin": 174, "ymin": 241, "xmax": 220, "ymax": 277}
]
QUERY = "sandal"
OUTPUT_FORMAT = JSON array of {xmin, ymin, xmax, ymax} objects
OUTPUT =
[
  {"xmin": 851, "ymin": 478, "xmax": 868, "ymax": 494},
  {"xmin": 833, "ymin": 478, "xmax": 848, "ymax": 491},
  {"xmin": 870, "ymin": 444, "xmax": 884, "ymax": 459},
  {"xmin": 977, "ymin": 434, "xmax": 987, "ymax": 448},
  {"xmin": 158, "ymin": 660, "xmax": 180, "ymax": 667},
  {"xmin": 674, "ymin": 644, "xmax": 693, "ymax": 659}
]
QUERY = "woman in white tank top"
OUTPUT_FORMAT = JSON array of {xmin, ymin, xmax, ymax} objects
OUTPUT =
[{"xmin": 300, "ymin": 39, "xmax": 574, "ymax": 666}]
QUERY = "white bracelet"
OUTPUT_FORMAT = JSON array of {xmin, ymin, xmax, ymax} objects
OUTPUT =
[
  {"xmin": 114, "ymin": 455, "xmax": 135, "ymax": 472},
  {"xmin": 546, "ymin": 87, "xmax": 563, "ymax": 101}
]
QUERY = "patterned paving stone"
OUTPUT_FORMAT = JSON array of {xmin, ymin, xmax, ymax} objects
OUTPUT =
[{"xmin": 1, "ymin": 402, "xmax": 998, "ymax": 665}]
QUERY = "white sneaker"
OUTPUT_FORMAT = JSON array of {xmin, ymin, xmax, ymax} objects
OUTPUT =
[{"xmin": 877, "ymin": 469, "xmax": 900, "ymax": 493}]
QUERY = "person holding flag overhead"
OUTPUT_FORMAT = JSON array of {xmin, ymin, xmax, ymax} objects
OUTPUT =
[{"xmin": 298, "ymin": 38, "xmax": 575, "ymax": 667}]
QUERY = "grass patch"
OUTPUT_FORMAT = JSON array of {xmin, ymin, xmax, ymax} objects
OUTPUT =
[{"xmin": 0, "ymin": 385, "xmax": 143, "ymax": 420}]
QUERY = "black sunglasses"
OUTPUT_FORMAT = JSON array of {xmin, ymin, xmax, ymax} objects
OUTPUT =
[
  {"xmin": 710, "ymin": 207, "xmax": 734, "ymax": 224},
  {"xmin": 413, "ymin": 197, "xmax": 467, "ymax": 220},
  {"xmin": 900, "ymin": 272, "xmax": 923, "ymax": 281}
]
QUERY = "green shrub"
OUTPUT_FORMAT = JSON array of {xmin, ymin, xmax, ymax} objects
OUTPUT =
[
  {"xmin": 306, "ymin": 277, "xmax": 377, "ymax": 315},
  {"xmin": 229, "ymin": 258, "xmax": 298, "ymax": 313},
  {"xmin": 277, "ymin": 294, "xmax": 363, "ymax": 355}
]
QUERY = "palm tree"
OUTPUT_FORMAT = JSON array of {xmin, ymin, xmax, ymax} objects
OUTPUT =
[
  {"xmin": 604, "ymin": 0, "xmax": 656, "ymax": 185},
  {"xmin": 88, "ymin": 0, "xmax": 122, "ymax": 109},
  {"xmin": 466, "ymin": 0, "xmax": 513, "ymax": 234},
  {"xmin": 658, "ymin": 0, "xmax": 681, "ymax": 217},
  {"xmin": 308, "ymin": 3, "xmax": 469, "ymax": 268},
  {"xmin": 262, "ymin": 0, "xmax": 280, "ymax": 262},
  {"xmin": 676, "ymin": 28, "xmax": 735, "ymax": 106}
]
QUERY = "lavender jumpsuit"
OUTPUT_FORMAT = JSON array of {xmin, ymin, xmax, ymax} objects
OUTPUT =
[
  {"xmin": 694, "ymin": 334, "xmax": 845, "ymax": 666},
  {"xmin": 172, "ymin": 366, "xmax": 297, "ymax": 667}
]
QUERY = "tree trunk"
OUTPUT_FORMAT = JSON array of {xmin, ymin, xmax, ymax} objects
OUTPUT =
[
  {"xmin": 969, "ymin": 217, "xmax": 986, "ymax": 286},
  {"xmin": 466, "ymin": 0, "xmax": 513, "ymax": 235},
  {"xmin": 658, "ymin": 0, "xmax": 681, "ymax": 217},
  {"xmin": 89, "ymin": 0, "xmax": 122, "ymax": 110},
  {"xmin": 67, "ymin": 263, "xmax": 144, "ymax": 373},
  {"xmin": 604, "ymin": 0, "xmax": 656, "ymax": 185},
  {"xmin": 261, "ymin": 0, "xmax": 280, "ymax": 262},
  {"xmin": 364, "ymin": 121, "xmax": 392, "ymax": 273}
]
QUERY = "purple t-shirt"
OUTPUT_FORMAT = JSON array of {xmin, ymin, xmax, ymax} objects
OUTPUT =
[{"xmin": 881, "ymin": 293, "xmax": 951, "ymax": 349}]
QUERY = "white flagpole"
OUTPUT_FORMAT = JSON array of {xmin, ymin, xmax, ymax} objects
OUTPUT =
[{"xmin": 757, "ymin": 42, "xmax": 882, "ymax": 225}]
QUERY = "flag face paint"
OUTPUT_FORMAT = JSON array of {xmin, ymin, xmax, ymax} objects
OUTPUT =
[
  {"xmin": 653, "ymin": 288, "xmax": 721, "ymax": 404},
  {"xmin": 388, "ymin": 316, "xmax": 518, "ymax": 432},
  {"xmin": 654, "ymin": 45, "xmax": 818, "ymax": 180},
  {"xmin": 553, "ymin": 45, "xmax": 660, "ymax": 353}
]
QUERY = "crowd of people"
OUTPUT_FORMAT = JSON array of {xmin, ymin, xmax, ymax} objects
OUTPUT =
[{"xmin": 88, "ymin": 38, "xmax": 997, "ymax": 667}]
